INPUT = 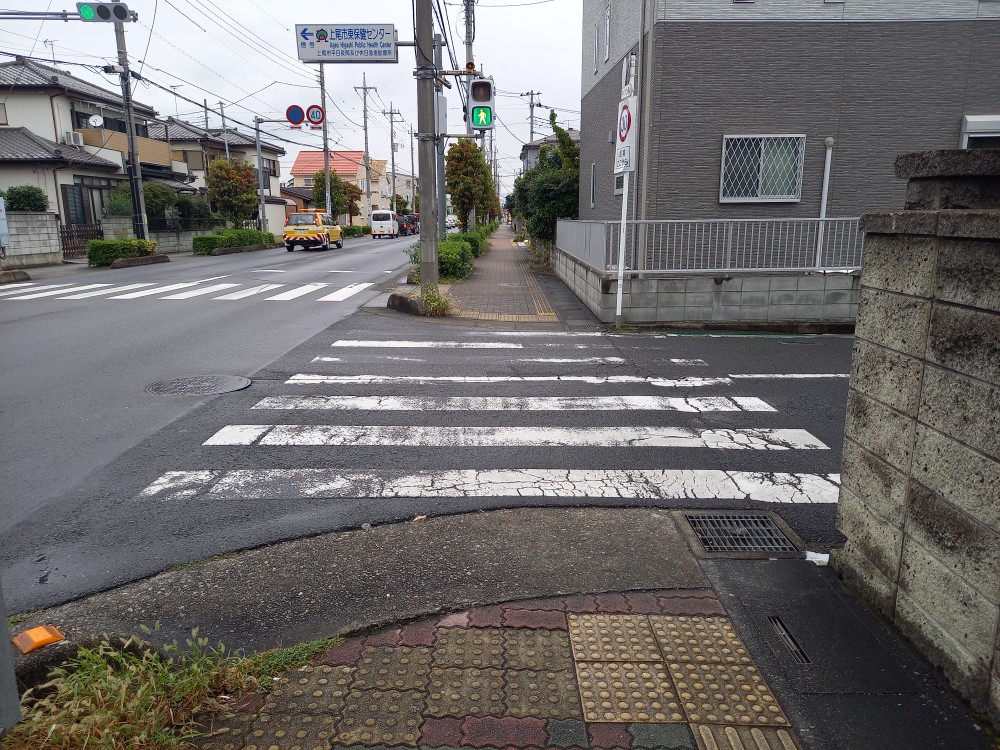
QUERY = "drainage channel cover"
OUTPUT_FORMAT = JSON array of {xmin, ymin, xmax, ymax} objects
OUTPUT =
[
  {"xmin": 147, "ymin": 375, "xmax": 251, "ymax": 396},
  {"xmin": 684, "ymin": 512, "xmax": 798, "ymax": 553}
]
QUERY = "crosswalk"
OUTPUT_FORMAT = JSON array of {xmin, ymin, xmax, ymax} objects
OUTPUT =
[
  {"xmin": 0, "ymin": 279, "xmax": 375, "ymax": 304},
  {"xmin": 136, "ymin": 330, "xmax": 846, "ymax": 512}
]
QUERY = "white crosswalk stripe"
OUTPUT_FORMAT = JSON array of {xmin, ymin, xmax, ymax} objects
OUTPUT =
[
  {"xmin": 58, "ymin": 283, "xmax": 158, "ymax": 299},
  {"xmin": 264, "ymin": 283, "xmax": 328, "ymax": 300},
  {"xmin": 287, "ymin": 374, "xmax": 732, "ymax": 387},
  {"xmin": 214, "ymin": 284, "xmax": 285, "ymax": 300},
  {"xmin": 316, "ymin": 283, "xmax": 374, "ymax": 302},
  {"xmin": 251, "ymin": 395, "xmax": 777, "ymax": 412},
  {"xmin": 10, "ymin": 283, "xmax": 111, "ymax": 299},
  {"xmin": 161, "ymin": 283, "xmax": 241, "ymax": 299},
  {"xmin": 0, "ymin": 283, "xmax": 43, "ymax": 296}
]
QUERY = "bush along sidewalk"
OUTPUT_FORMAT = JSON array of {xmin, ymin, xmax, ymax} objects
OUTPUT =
[
  {"xmin": 341, "ymin": 224, "xmax": 371, "ymax": 239},
  {"xmin": 87, "ymin": 239, "xmax": 158, "ymax": 267},
  {"xmin": 192, "ymin": 229, "xmax": 279, "ymax": 255},
  {"xmin": 404, "ymin": 221, "xmax": 501, "ymax": 283}
]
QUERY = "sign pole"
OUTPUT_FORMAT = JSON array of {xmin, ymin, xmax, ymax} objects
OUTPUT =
[
  {"xmin": 0, "ymin": 577, "xmax": 20, "ymax": 732},
  {"xmin": 254, "ymin": 117, "xmax": 268, "ymax": 232},
  {"xmin": 615, "ymin": 170, "xmax": 630, "ymax": 329},
  {"xmin": 319, "ymin": 64, "xmax": 332, "ymax": 216}
]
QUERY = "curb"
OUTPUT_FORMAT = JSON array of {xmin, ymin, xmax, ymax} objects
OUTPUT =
[
  {"xmin": 387, "ymin": 291, "xmax": 428, "ymax": 316},
  {"xmin": 0, "ymin": 268, "xmax": 31, "ymax": 284},
  {"xmin": 206, "ymin": 242, "xmax": 283, "ymax": 256},
  {"xmin": 108, "ymin": 253, "xmax": 170, "ymax": 269}
]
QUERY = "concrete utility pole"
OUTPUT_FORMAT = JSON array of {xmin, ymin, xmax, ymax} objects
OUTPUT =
[
  {"xmin": 0, "ymin": 578, "xmax": 18, "ymax": 732},
  {"xmin": 218, "ymin": 101, "xmax": 230, "ymax": 159},
  {"xmin": 203, "ymin": 99, "xmax": 209, "ymax": 129},
  {"xmin": 409, "ymin": 125, "xmax": 416, "ymax": 210},
  {"xmin": 254, "ymin": 117, "xmax": 284, "ymax": 233},
  {"xmin": 355, "ymin": 74, "xmax": 376, "ymax": 215},
  {"xmin": 416, "ymin": 0, "xmax": 439, "ymax": 290},
  {"xmin": 521, "ymin": 90, "xmax": 542, "ymax": 144},
  {"xmin": 464, "ymin": 0, "xmax": 476, "ymax": 228},
  {"xmin": 383, "ymin": 103, "xmax": 403, "ymax": 212},
  {"xmin": 113, "ymin": 0, "xmax": 147, "ymax": 239},
  {"xmin": 319, "ymin": 64, "xmax": 332, "ymax": 215},
  {"xmin": 433, "ymin": 33, "xmax": 447, "ymax": 239}
]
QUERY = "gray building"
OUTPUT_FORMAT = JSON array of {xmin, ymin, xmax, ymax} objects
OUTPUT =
[
  {"xmin": 520, "ymin": 129, "xmax": 581, "ymax": 173},
  {"xmin": 580, "ymin": 0, "xmax": 1000, "ymax": 222}
]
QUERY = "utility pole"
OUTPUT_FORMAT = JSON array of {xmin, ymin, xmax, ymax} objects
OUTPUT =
[
  {"xmin": 203, "ymin": 99, "xmax": 209, "ymax": 129},
  {"xmin": 169, "ymin": 84, "xmax": 181, "ymax": 117},
  {"xmin": 113, "ymin": 0, "xmax": 147, "ymax": 239},
  {"xmin": 0, "ymin": 578, "xmax": 18, "ymax": 732},
  {"xmin": 319, "ymin": 64, "xmax": 332, "ymax": 215},
  {"xmin": 464, "ymin": 0, "xmax": 476, "ymax": 229},
  {"xmin": 218, "ymin": 101, "xmax": 230, "ymax": 159},
  {"xmin": 383, "ymin": 102, "xmax": 403, "ymax": 212},
  {"xmin": 433, "ymin": 33, "xmax": 447, "ymax": 239},
  {"xmin": 521, "ymin": 90, "xmax": 542, "ymax": 144},
  {"xmin": 409, "ymin": 125, "xmax": 416, "ymax": 211},
  {"xmin": 354, "ymin": 74, "xmax": 376, "ymax": 216},
  {"xmin": 416, "ymin": 0, "xmax": 439, "ymax": 290}
]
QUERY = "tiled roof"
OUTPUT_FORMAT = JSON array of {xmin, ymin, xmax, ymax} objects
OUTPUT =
[
  {"xmin": 147, "ymin": 118, "xmax": 284, "ymax": 155},
  {"xmin": 281, "ymin": 185, "xmax": 314, "ymax": 201},
  {"xmin": 290, "ymin": 150, "xmax": 365, "ymax": 177},
  {"xmin": 0, "ymin": 127, "xmax": 120, "ymax": 169},
  {"xmin": 0, "ymin": 57, "xmax": 155, "ymax": 116},
  {"xmin": 370, "ymin": 159, "xmax": 388, "ymax": 180}
]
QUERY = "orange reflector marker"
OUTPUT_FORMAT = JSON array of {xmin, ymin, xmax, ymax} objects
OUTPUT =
[{"xmin": 12, "ymin": 625, "xmax": 65, "ymax": 654}]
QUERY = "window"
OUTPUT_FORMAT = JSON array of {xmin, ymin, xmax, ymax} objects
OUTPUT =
[
  {"xmin": 303, "ymin": 177, "xmax": 314, "ymax": 187},
  {"xmin": 604, "ymin": 4, "xmax": 611, "ymax": 62},
  {"xmin": 593, "ymin": 23, "xmax": 599, "ymax": 74},
  {"xmin": 960, "ymin": 115, "xmax": 1000, "ymax": 149},
  {"xmin": 590, "ymin": 163, "xmax": 597, "ymax": 208},
  {"xmin": 720, "ymin": 135, "xmax": 805, "ymax": 202},
  {"xmin": 0, "ymin": 102, "xmax": 6, "ymax": 125}
]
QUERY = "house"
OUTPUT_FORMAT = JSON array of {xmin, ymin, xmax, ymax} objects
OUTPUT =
[
  {"xmin": 579, "ymin": 0, "xmax": 1000, "ymax": 222},
  {"xmin": 0, "ymin": 56, "xmax": 190, "ymax": 226},
  {"xmin": 281, "ymin": 185, "xmax": 315, "ymax": 215},
  {"xmin": 147, "ymin": 118, "xmax": 287, "ymax": 232},
  {"xmin": 384, "ymin": 170, "xmax": 418, "ymax": 213},
  {"xmin": 519, "ymin": 129, "xmax": 580, "ymax": 173},
  {"xmin": 289, "ymin": 150, "xmax": 390, "ymax": 220}
]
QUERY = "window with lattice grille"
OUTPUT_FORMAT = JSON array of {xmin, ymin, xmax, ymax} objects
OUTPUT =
[{"xmin": 720, "ymin": 135, "xmax": 805, "ymax": 202}]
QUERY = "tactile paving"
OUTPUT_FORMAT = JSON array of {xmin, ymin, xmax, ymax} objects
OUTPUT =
[
  {"xmin": 425, "ymin": 667, "xmax": 505, "ymax": 717},
  {"xmin": 649, "ymin": 616, "xmax": 753, "ymax": 666},
  {"xmin": 567, "ymin": 614, "xmax": 662, "ymax": 662},
  {"xmin": 504, "ymin": 669, "xmax": 583, "ymax": 719},
  {"xmin": 335, "ymin": 689, "xmax": 424, "ymax": 746},
  {"xmin": 264, "ymin": 665, "xmax": 354, "ymax": 714},
  {"xmin": 575, "ymin": 661, "xmax": 685, "ymax": 723},
  {"xmin": 504, "ymin": 629, "xmax": 574, "ymax": 670},
  {"xmin": 353, "ymin": 646, "xmax": 433, "ymax": 690},
  {"xmin": 691, "ymin": 724, "xmax": 802, "ymax": 750},
  {"xmin": 433, "ymin": 627, "xmax": 505, "ymax": 668},
  {"xmin": 667, "ymin": 662, "xmax": 789, "ymax": 726},
  {"xmin": 245, "ymin": 713, "xmax": 335, "ymax": 750}
]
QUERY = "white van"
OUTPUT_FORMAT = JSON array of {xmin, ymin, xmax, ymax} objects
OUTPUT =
[{"xmin": 370, "ymin": 210, "xmax": 398, "ymax": 239}]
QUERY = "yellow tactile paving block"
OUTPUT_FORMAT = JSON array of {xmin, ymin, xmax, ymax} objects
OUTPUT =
[
  {"xmin": 353, "ymin": 646, "xmax": 433, "ymax": 690},
  {"xmin": 568, "ymin": 613, "xmax": 662, "ymax": 662},
  {"xmin": 504, "ymin": 629, "xmax": 574, "ymax": 670},
  {"xmin": 335, "ymin": 689, "xmax": 424, "ymax": 746},
  {"xmin": 433, "ymin": 626, "xmax": 505, "ymax": 668},
  {"xmin": 691, "ymin": 724, "xmax": 802, "ymax": 750},
  {"xmin": 575, "ymin": 661, "xmax": 685, "ymax": 723},
  {"xmin": 245, "ymin": 714, "xmax": 335, "ymax": 750},
  {"xmin": 504, "ymin": 668, "xmax": 583, "ymax": 719},
  {"xmin": 668, "ymin": 662, "xmax": 790, "ymax": 727},
  {"xmin": 425, "ymin": 667, "xmax": 505, "ymax": 717},
  {"xmin": 264, "ymin": 664, "xmax": 353, "ymax": 714},
  {"xmin": 649, "ymin": 616, "xmax": 754, "ymax": 666}
]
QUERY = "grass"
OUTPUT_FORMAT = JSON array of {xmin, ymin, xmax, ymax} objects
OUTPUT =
[
  {"xmin": 6, "ymin": 610, "xmax": 43, "ymax": 628},
  {"xmin": 0, "ymin": 626, "xmax": 341, "ymax": 750},
  {"xmin": 420, "ymin": 287, "xmax": 454, "ymax": 316}
]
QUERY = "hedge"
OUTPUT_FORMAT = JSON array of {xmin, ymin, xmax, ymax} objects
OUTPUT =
[
  {"xmin": 437, "ymin": 238, "xmax": 473, "ymax": 279},
  {"xmin": 192, "ymin": 228, "xmax": 278, "ymax": 255},
  {"xmin": 87, "ymin": 238, "xmax": 157, "ymax": 267},
  {"xmin": 341, "ymin": 225, "xmax": 371, "ymax": 238}
]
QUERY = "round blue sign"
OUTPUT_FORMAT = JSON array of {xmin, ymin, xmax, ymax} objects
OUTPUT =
[{"xmin": 286, "ymin": 105, "xmax": 305, "ymax": 125}]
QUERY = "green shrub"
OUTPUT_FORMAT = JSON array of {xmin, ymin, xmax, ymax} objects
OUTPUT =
[
  {"xmin": 192, "ymin": 235, "xmax": 227, "ymax": 255},
  {"xmin": 453, "ymin": 232, "xmax": 483, "ymax": 257},
  {"xmin": 193, "ymin": 229, "xmax": 275, "ymax": 254},
  {"xmin": 341, "ymin": 224, "xmax": 370, "ymax": 239},
  {"xmin": 2, "ymin": 184, "xmax": 49, "ymax": 211},
  {"xmin": 421, "ymin": 287, "xmax": 453, "ymax": 316},
  {"xmin": 105, "ymin": 193, "xmax": 133, "ymax": 216},
  {"xmin": 437, "ymin": 238, "xmax": 473, "ymax": 279},
  {"xmin": 87, "ymin": 238, "xmax": 157, "ymax": 267}
]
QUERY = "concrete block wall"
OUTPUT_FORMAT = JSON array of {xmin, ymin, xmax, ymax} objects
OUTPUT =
[
  {"xmin": 551, "ymin": 245, "xmax": 859, "ymax": 324},
  {"xmin": 833, "ymin": 149, "xmax": 1000, "ymax": 723},
  {"xmin": 101, "ymin": 216, "xmax": 222, "ymax": 253},
  {"xmin": 3, "ymin": 212, "xmax": 61, "ymax": 268}
]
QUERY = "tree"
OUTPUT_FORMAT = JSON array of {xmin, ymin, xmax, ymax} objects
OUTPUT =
[
  {"xmin": 1, "ymin": 184, "xmax": 48, "ymax": 211},
  {"xmin": 392, "ymin": 194, "xmax": 409, "ymax": 214},
  {"xmin": 207, "ymin": 158, "xmax": 258, "ymax": 227},
  {"xmin": 311, "ymin": 170, "xmax": 348, "ymax": 218},
  {"xmin": 510, "ymin": 111, "xmax": 579, "ymax": 241},
  {"xmin": 344, "ymin": 182, "xmax": 362, "ymax": 225},
  {"xmin": 445, "ymin": 139, "xmax": 494, "ymax": 232},
  {"xmin": 109, "ymin": 180, "xmax": 177, "ymax": 218}
]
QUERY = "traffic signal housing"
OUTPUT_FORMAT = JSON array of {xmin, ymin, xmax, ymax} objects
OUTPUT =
[
  {"xmin": 76, "ymin": 2, "xmax": 133, "ymax": 22},
  {"xmin": 470, "ymin": 77, "xmax": 495, "ymax": 130}
]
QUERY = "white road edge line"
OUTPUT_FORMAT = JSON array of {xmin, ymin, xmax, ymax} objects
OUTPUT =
[
  {"xmin": 728, "ymin": 374, "xmax": 850, "ymax": 379},
  {"xmin": 331, "ymin": 340, "xmax": 524, "ymax": 349}
]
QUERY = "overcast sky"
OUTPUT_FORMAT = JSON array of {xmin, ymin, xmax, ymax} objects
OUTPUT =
[{"xmin": 5, "ymin": 0, "xmax": 583, "ymax": 195}]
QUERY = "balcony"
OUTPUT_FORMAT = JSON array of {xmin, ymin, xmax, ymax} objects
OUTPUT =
[{"xmin": 76, "ymin": 128, "xmax": 172, "ymax": 167}]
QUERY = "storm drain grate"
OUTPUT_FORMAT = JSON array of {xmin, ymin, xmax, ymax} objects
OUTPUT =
[
  {"xmin": 768, "ymin": 616, "xmax": 811, "ymax": 664},
  {"xmin": 684, "ymin": 513, "xmax": 798, "ymax": 553}
]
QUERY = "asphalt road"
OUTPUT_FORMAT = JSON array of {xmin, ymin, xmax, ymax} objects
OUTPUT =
[
  {"xmin": 0, "ymin": 232, "xmax": 414, "ymax": 533},
  {"xmin": 0, "ymin": 288, "xmax": 853, "ymax": 612}
]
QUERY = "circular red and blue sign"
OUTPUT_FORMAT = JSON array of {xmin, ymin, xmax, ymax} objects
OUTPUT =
[
  {"xmin": 618, "ymin": 104, "xmax": 632, "ymax": 143},
  {"xmin": 286, "ymin": 105, "xmax": 305, "ymax": 126},
  {"xmin": 306, "ymin": 105, "xmax": 325, "ymax": 126}
]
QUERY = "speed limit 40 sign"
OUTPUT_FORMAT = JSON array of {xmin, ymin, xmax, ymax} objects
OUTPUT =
[{"xmin": 306, "ymin": 104, "xmax": 325, "ymax": 127}]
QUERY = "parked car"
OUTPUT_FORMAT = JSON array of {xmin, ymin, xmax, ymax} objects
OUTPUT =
[
  {"xmin": 371, "ymin": 210, "xmax": 399, "ymax": 239},
  {"xmin": 283, "ymin": 211, "xmax": 343, "ymax": 251},
  {"xmin": 445, "ymin": 215, "xmax": 458, "ymax": 229}
]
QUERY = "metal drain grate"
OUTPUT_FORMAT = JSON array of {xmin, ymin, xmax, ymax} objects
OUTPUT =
[
  {"xmin": 684, "ymin": 513, "xmax": 798, "ymax": 553},
  {"xmin": 768, "ymin": 616, "xmax": 811, "ymax": 664}
]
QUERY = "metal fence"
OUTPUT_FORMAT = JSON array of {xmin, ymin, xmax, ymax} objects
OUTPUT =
[
  {"xmin": 59, "ymin": 223, "xmax": 103, "ymax": 260},
  {"xmin": 555, "ymin": 217, "xmax": 864, "ymax": 275},
  {"xmin": 147, "ymin": 217, "xmax": 227, "ymax": 232}
]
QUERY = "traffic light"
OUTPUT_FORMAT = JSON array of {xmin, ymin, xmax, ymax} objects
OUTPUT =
[
  {"xmin": 469, "ymin": 77, "xmax": 495, "ymax": 130},
  {"xmin": 76, "ymin": 2, "xmax": 133, "ymax": 22}
]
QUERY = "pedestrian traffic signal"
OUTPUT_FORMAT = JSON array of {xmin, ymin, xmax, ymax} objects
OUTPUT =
[
  {"xmin": 76, "ymin": 2, "xmax": 133, "ymax": 22},
  {"xmin": 470, "ymin": 77, "xmax": 495, "ymax": 131}
]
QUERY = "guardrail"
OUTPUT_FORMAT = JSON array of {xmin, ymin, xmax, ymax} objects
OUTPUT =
[{"xmin": 555, "ymin": 217, "xmax": 864, "ymax": 275}]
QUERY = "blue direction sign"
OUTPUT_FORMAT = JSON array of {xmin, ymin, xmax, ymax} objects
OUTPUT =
[
  {"xmin": 294, "ymin": 24, "xmax": 397, "ymax": 63},
  {"xmin": 286, "ymin": 105, "xmax": 305, "ymax": 126}
]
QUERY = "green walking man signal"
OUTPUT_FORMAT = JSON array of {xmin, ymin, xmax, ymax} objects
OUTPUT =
[
  {"xmin": 76, "ymin": 2, "xmax": 134, "ymax": 22},
  {"xmin": 469, "ymin": 77, "xmax": 495, "ymax": 131}
]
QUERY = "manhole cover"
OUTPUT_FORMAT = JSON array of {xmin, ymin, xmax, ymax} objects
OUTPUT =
[
  {"xmin": 146, "ymin": 375, "xmax": 251, "ymax": 395},
  {"xmin": 684, "ymin": 513, "xmax": 797, "ymax": 553}
]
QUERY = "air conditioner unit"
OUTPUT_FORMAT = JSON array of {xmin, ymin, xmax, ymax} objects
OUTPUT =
[{"xmin": 63, "ymin": 131, "xmax": 84, "ymax": 147}]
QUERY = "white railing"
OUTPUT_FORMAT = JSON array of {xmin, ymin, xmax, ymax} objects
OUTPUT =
[{"xmin": 555, "ymin": 217, "xmax": 864, "ymax": 275}]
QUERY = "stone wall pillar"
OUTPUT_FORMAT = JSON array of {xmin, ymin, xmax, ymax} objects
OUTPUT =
[
  {"xmin": 3, "ymin": 212, "xmax": 61, "ymax": 268},
  {"xmin": 833, "ymin": 149, "xmax": 1000, "ymax": 722}
]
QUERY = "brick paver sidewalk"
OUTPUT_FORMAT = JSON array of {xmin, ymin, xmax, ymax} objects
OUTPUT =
[
  {"xmin": 197, "ymin": 592, "xmax": 802, "ymax": 750},
  {"xmin": 447, "ymin": 225, "xmax": 558, "ymax": 323}
]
